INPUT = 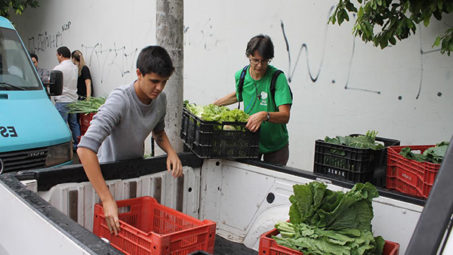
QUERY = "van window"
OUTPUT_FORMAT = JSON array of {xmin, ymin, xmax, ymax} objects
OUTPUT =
[{"xmin": 0, "ymin": 27, "xmax": 41, "ymax": 91}]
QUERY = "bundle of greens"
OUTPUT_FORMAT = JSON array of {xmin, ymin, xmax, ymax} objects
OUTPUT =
[
  {"xmin": 273, "ymin": 182, "xmax": 385, "ymax": 255},
  {"xmin": 399, "ymin": 142, "xmax": 449, "ymax": 164},
  {"xmin": 324, "ymin": 131, "xmax": 384, "ymax": 150},
  {"xmin": 185, "ymin": 102, "xmax": 249, "ymax": 123},
  {"xmin": 67, "ymin": 97, "xmax": 106, "ymax": 114}
]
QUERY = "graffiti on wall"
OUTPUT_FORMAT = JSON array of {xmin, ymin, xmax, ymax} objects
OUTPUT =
[
  {"xmin": 280, "ymin": 6, "xmax": 381, "ymax": 95},
  {"xmin": 279, "ymin": 6, "xmax": 446, "ymax": 100},
  {"xmin": 27, "ymin": 21, "xmax": 72, "ymax": 53},
  {"xmin": 81, "ymin": 43, "xmax": 138, "ymax": 84}
]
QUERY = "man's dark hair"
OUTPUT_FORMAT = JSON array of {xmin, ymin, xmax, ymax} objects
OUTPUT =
[
  {"xmin": 245, "ymin": 34, "xmax": 274, "ymax": 60},
  {"xmin": 30, "ymin": 53, "xmax": 38, "ymax": 61},
  {"xmin": 136, "ymin": 45, "xmax": 174, "ymax": 77},
  {"xmin": 57, "ymin": 46, "xmax": 71, "ymax": 58}
]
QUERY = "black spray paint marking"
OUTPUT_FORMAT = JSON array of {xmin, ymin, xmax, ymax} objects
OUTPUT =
[
  {"xmin": 280, "ymin": 7, "xmax": 330, "ymax": 83},
  {"xmin": 281, "ymin": 7, "xmax": 382, "ymax": 95},
  {"xmin": 61, "ymin": 21, "xmax": 71, "ymax": 31},
  {"xmin": 81, "ymin": 43, "xmax": 138, "ymax": 84},
  {"xmin": 343, "ymin": 36, "xmax": 380, "ymax": 94},
  {"xmin": 416, "ymin": 26, "xmax": 442, "ymax": 99},
  {"xmin": 27, "ymin": 21, "xmax": 71, "ymax": 53}
]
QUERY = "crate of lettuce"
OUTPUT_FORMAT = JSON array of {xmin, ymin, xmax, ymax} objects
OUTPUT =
[{"xmin": 181, "ymin": 103, "xmax": 259, "ymax": 159}]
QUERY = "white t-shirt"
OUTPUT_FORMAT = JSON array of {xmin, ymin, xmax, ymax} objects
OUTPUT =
[{"xmin": 53, "ymin": 59, "xmax": 78, "ymax": 102}]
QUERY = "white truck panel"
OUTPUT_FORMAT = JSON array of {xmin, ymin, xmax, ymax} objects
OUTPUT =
[{"xmin": 0, "ymin": 182, "xmax": 91, "ymax": 255}]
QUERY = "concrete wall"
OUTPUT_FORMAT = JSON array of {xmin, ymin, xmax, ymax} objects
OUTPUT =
[
  {"xmin": 11, "ymin": 0, "xmax": 453, "ymax": 170},
  {"xmin": 11, "ymin": 0, "xmax": 156, "ymax": 97}
]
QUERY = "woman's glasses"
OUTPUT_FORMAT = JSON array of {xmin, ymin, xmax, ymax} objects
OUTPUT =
[{"xmin": 249, "ymin": 57, "xmax": 270, "ymax": 65}]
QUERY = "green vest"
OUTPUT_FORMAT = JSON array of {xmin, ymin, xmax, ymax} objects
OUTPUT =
[{"xmin": 235, "ymin": 65, "xmax": 292, "ymax": 154}]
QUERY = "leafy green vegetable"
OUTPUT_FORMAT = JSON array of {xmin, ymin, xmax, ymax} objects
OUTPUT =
[
  {"xmin": 324, "ymin": 131, "xmax": 384, "ymax": 150},
  {"xmin": 185, "ymin": 102, "xmax": 250, "ymax": 131},
  {"xmin": 274, "ymin": 222, "xmax": 384, "ymax": 255},
  {"xmin": 67, "ymin": 97, "xmax": 106, "ymax": 113},
  {"xmin": 399, "ymin": 142, "xmax": 450, "ymax": 164},
  {"xmin": 185, "ymin": 103, "xmax": 249, "ymax": 123},
  {"xmin": 275, "ymin": 182, "xmax": 384, "ymax": 255}
]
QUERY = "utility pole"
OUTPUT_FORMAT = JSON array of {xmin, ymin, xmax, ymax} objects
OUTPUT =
[{"xmin": 156, "ymin": 0, "xmax": 183, "ymax": 154}]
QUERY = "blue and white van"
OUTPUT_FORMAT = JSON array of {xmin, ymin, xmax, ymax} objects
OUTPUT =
[{"xmin": 0, "ymin": 16, "xmax": 72, "ymax": 173}]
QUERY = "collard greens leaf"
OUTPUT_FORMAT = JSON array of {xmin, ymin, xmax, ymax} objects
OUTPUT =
[{"xmin": 278, "ymin": 182, "xmax": 383, "ymax": 255}]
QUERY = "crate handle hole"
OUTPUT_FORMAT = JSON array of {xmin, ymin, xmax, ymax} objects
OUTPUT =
[{"xmin": 117, "ymin": 206, "xmax": 131, "ymax": 213}]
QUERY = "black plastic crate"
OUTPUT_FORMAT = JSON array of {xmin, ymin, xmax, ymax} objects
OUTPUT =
[
  {"xmin": 180, "ymin": 107, "xmax": 259, "ymax": 159},
  {"xmin": 313, "ymin": 134, "xmax": 400, "ymax": 186}
]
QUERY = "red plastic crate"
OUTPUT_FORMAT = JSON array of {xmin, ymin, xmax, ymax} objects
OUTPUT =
[
  {"xmin": 79, "ymin": 112, "xmax": 95, "ymax": 136},
  {"xmin": 93, "ymin": 196, "xmax": 216, "ymax": 255},
  {"xmin": 386, "ymin": 145, "xmax": 441, "ymax": 199},
  {"xmin": 259, "ymin": 228, "xmax": 399, "ymax": 255}
]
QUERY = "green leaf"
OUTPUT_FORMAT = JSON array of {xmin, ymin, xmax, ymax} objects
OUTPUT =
[
  {"xmin": 433, "ymin": 36, "xmax": 441, "ymax": 47},
  {"xmin": 389, "ymin": 36, "xmax": 397, "ymax": 45},
  {"xmin": 423, "ymin": 16, "xmax": 430, "ymax": 27},
  {"xmin": 358, "ymin": 6, "xmax": 364, "ymax": 19}
]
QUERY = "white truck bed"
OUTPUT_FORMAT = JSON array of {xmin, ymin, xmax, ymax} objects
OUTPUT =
[{"xmin": 0, "ymin": 149, "xmax": 452, "ymax": 255}]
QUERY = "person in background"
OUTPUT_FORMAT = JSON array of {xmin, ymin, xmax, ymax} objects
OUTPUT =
[
  {"xmin": 30, "ymin": 53, "xmax": 45, "ymax": 79},
  {"xmin": 30, "ymin": 52, "xmax": 51, "ymax": 87},
  {"xmin": 71, "ymin": 50, "xmax": 92, "ymax": 100},
  {"xmin": 77, "ymin": 45, "xmax": 183, "ymax": 235},
  {"xmin": 53, "ymin": 46, "xmax": 80, "ymax": 150},
  {"xmin": 213, "ymin": 34, "xmax": 292, "ymax": 166}
]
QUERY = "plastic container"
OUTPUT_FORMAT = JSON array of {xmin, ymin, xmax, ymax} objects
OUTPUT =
[
  {"xmin": 259, "ymin": 227, "xmax": 400, "ymax": 255},
  {"xmin": 93, "ymin": 196, "xmax": 216, "ymax": 255},
  {"xmin": 386, "ymin": 145, "xmax": 441, "ymax": 199},
  {"xmin": 79, "ymin": 112, "xmax": 95, "ymax": 136},
  {"xmin": 180, "ymin": 107, "xmax": 259, "ymax": 159},
  {"xmin": 313, "ymin": 134, "xmax": 400, "ymax": 186}
]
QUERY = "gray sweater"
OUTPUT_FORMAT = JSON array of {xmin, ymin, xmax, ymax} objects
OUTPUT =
[{"xmin": 78, "ymin": 82, "xmax": 166, "ymax": 163}]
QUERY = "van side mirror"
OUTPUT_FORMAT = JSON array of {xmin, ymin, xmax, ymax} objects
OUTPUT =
[{"xmin": 48, "ymin": 70, "xmax": 63, "ymax": 96}]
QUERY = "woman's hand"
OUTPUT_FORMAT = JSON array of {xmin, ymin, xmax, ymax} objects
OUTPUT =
[{"xmin": 245, "ymin": 111, "xmax": 267, "ymax": 132}]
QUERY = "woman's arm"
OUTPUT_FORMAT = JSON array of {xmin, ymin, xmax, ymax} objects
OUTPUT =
[
  {"xmin": 85, "ymin": 79, "xmax": 92, "ymax": 99},
  {"xmin": 213, "ymin": 92, "xmax": 238, "ymax": 106}
]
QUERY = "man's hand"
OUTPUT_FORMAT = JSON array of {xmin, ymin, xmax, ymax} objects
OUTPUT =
[
  {"xmin": 245, "ymin": 111, "xmax": 267, "ymax": 132},
  {"xmin": 102, "ymin": 198, "xmax": 120, "ymax": 235},
  {"xmin": 167, "ymin": 152, "xmax": 183, "ymax": 177}
]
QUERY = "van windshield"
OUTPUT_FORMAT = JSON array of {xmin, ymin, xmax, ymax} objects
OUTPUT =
[{"xmin": 0, "ymin": 27, "xmax": 41, "ymax": 91}]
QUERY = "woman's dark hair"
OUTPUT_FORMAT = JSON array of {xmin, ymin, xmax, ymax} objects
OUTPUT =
[
  {"xmin": 57, "ymin": 46, "xmax": 71, "ymax": 58},
  {"xmin": 245, "ymin": 35, "xmax": 274, "ymax": 60},
  {"xmin": 136, "ymin": 45, "xmax": 175, "ymax": 77}
]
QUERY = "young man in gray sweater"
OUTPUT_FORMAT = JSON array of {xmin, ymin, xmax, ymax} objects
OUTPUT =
[{"xmin": 77, "ymin": 46, "xmax": 183, "ymax": 235}]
